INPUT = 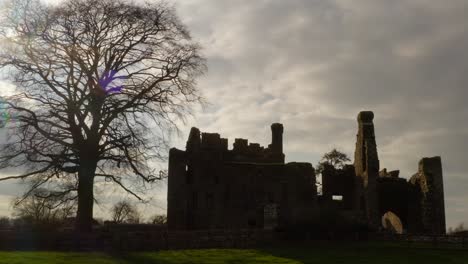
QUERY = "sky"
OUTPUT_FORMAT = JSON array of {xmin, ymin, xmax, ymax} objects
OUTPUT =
[{"xmin": 0, "ymin": 0, "xmax": 467, "ymax": 228}]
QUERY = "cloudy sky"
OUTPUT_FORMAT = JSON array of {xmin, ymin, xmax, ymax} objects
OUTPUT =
[{"xmin": 0, "ymin": 0, "xmax": 467, "ymax": 228}]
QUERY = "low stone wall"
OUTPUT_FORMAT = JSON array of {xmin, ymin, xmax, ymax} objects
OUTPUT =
[
  {"xmin": 0, "ymin": 227, "xmax": 466, "ymax": 251},
  {"xmin": 0, "ymin": 228, "xmax": 275, "ymax": 251},
  {"xmin": 375, "ymin": 233, "xmax": 468, "ymax": 247}
]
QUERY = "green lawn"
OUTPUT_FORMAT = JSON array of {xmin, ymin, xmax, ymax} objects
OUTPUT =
[{"xmin": 0, "ymin": 243, "xmax": 467, "ymax": 264}]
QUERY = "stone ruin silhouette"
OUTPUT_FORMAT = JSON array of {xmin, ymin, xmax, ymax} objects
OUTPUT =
[{"xmin": 167, "ymin": 111, "xmax": 446, "ymax": 235}]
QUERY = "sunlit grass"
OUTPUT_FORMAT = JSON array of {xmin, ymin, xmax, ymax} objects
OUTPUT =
[{"xmin": 0, "ymin": 243, "xmax": 467, "ymax": 264}]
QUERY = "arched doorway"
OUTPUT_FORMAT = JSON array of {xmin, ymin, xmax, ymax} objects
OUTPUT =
[
  {"xmin": 381, "ymin": 211, "xmax": 403, "ymax": 234},
  {"xmin": 377, "ymin": 178, "xmax": 410, "ymax": 233}
]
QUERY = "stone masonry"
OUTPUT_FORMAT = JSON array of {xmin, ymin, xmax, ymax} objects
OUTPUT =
[
  {"xmin": 167, "ymin": 124, "xmax": 316, "ymax": 230},
  {"xmin": 354, "ymin": 111, "xmax": 380, "ymax": 229},
  {"xmin": 167, "ymin": 111, "xmax": 446, "ymax": 234}
]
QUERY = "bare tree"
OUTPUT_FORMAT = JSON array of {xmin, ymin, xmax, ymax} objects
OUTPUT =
[
  {"xmin": 111, "ymin": 200, "xmax": 140, "ymax": 224},
  {"xmin": 149, "ymin": 214, "xmax": 167, "ymax": 225},
  {"xmin": 12, "ymin": 188, "xmax": 76, "ymax": 226},
  {"xmin": 0, "ymin": 0, "xmax": 205, "ymax": 231},
  {"xmin": 448, "ymin": 222, "xmax": 467, "ymax": 235}
]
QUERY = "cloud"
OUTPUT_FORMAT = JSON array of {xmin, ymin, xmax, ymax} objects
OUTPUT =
[
  {"xmin": 171, "ymin": 0, "xmax": 468, "ymax": 228},
  {"xmin": 0, "ymin": 0, "xmax": 466, "ymax": 228}
]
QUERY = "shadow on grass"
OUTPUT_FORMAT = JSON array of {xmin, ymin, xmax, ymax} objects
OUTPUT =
[
  {"xmin": 1, "ymin": 243, "xmax": 468, "ymax": 264},
  {"xmin": 258, "ymin": 242, "xmax": 468, "ymax": 264},
  {"xmin": 105, "ymin": 243, "xmax": 468, "ymax": 264}
]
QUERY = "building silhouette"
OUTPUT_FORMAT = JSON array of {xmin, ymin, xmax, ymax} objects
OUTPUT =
[{"xmin": 167, "ymin": 111, "xmax": 446, "ymax": 234}]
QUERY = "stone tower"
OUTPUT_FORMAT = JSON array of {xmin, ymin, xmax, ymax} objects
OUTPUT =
[
  {"xmin": 167, "ymin": 113, "xmax": 446, "ymax": 234},
  {"xmin": 270, "ymin": 123, "xmax": 285, "ymax": 163},
  {"xmin": 354, "ymin": 111, "xmax": 380, "ymax": 229},
  {"xmin": 413, "ymin": 157, "xmax": 446, "ymax": 234}
]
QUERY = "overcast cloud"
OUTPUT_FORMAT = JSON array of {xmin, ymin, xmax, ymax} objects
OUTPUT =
[
  {"xmin": 172, "ymin": 0, "xmax": 468, "ymax": 228},
  {"xmin": 0, "ymin": 0, "xmax": 467, "ymax": 228}
]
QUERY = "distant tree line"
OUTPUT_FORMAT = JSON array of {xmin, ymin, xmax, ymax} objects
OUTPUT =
[
  {"xmin": 0, "ymin": 195, "xmax": 166, "ymax": 231},
  {"xmin": 448, "ymin": 223, "xmax": 468, "ymax": 235}
]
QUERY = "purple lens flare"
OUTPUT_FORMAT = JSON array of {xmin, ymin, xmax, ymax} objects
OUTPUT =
[{"xmin": 98, "ymin": 69, "xmax": 125, "ymax": 95}]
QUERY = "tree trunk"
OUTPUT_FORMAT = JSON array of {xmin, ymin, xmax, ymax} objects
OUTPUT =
[{"xmin": 76, "ymin": 161, "xmax": 97, "ymax": 232}]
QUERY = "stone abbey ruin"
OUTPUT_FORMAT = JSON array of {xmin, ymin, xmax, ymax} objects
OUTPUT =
[{"xmin": 167, "ymin": 111, "xmax": 446, "ymax": 234}]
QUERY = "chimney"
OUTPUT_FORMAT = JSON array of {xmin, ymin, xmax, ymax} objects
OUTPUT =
[{"xmin": 270, "ymin": 123, "xmax": 284, "ymax": 154}]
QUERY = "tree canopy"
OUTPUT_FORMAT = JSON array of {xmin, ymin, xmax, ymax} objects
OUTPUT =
[
  {"xmin": 0, "ymin": 0, "xmax": 206, "ymax": 231},
  {"xmin": 316, "ymin": 148, "xmax": 351, "ymax": 174}
]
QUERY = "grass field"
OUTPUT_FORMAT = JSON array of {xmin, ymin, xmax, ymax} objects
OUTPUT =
[{"xmin": 0, "ymin": 243, "xmax": 467, "ymax": 264}]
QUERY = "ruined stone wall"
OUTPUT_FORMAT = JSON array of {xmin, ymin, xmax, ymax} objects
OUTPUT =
[
  {"xmin": 167, "ymin": 148, "xmax": 188, "ymax": 230},
  {"xmin": 210, "ymin": 162, "xmax": 316, "ymax": 229},
  {"xmin": 169, "ymin": 113, "xmax": 447, "ymax": 235},
  {"xmin": 354, "ymin": 111, "xmax": 380, "ymax": 228},
  {"xmin": 269, "ymin": 123, "xmax": 285, "ymax": 163},
  {"xmin": 353, "ymin": 112, "xmax": 446, "ymax": 235},
  {"xmin": 321, "ymin": 165, "xmax": 356, "ymax": 210},
  {"xmin": 169, "ymin": 160, "xmax": 316, "ymax": 230},
  {"xmin": 376, "ymin": 177, "xmax": 411, "ymax": 228},
  {"xmin": 184, "ymin": 124, "xmax": 285, "ymax": 165},
  {"xmin": 409, "ymin": 157, "xmax": 446, "ymax": 234},
  {"xmin": 167, "ymin": 124, "xmax": 316, "ymax": 230}
]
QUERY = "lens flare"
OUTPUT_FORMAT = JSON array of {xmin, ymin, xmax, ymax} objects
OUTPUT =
[{"xmin": 98, "ymin": 70, "xmax": 125, "ymax": 95}]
